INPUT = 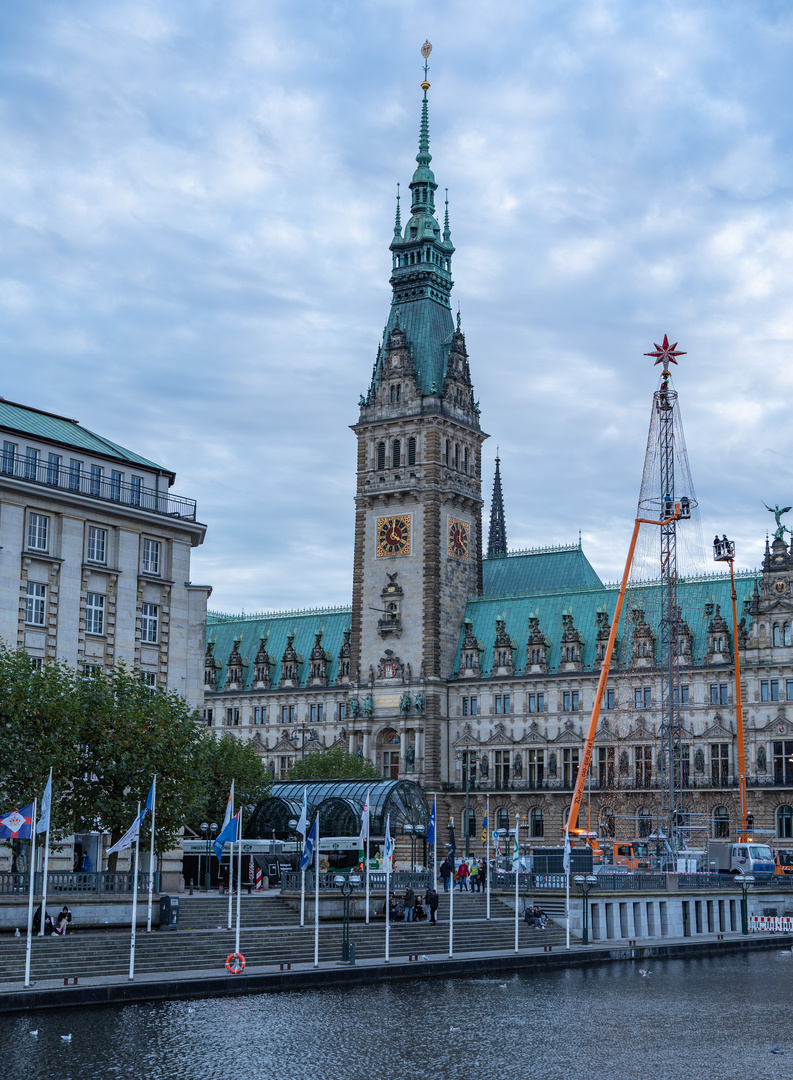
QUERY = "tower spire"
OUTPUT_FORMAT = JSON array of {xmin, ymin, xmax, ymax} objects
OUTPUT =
[
  {"xmin": 487, "ymin": 452, "xmax": 507, "ymax": 556},
  {"xmin": 444, "ymin": 188, "xmax": 451, "ymax": 243},
  {"xmin": 393, "ymin": 183, "xmax": 401, "ymax": 238}
]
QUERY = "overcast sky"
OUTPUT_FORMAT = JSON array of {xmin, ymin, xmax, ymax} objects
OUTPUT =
[{"xmin": 2, "ymin": 1, "xmax": 793, "ymax": 613}]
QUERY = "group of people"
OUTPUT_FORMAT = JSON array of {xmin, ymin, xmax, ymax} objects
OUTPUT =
[
  {"xmin": 524, "ymin": 904, "xmax": 547, "ymax": 929},
  {"xmin": 385, "ymin": 886, "xmax": 440, "ymax": 925},
  {"xmin": 32, "ymin": 904, "xmax": 72, "ymax": 936},
  {"xmin": 439, "ymin": 858, "xmax": 487, "ymax": 892}
]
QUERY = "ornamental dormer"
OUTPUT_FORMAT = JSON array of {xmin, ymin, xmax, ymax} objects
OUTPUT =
[
  {"xmin": 526, "ymin": 614, "xmax": 550, "ymax": 673},
  {"xmin": 204, "ymin": 640, "xmax": 221, "ymax": 689},
  {"xmin": 252, "ymin": 636, "xmax": 272, "ymax": 689},
  {"xmin": 706, "ymin": 604, "xmax": 731, "ymax": 665},
  {"xmin": 225, "ymin": 637, "xmax": 244, "ymax": 692},
  {"xmin": 492, "ymin": 617, "xmax": 515, "ymax": 676},
  {"xmin": 337, "ymin": 628, "xmax": 352, "ymax": 685},
  {"xmin": 594, "ymin": 606, "xmax": 614, "ymax": 666},
  {"xmin": 560, "ymin": 609, "xmax": 584, "ymax": 671},
  {"xmin": 308, "ymin": 630, "xmax": 330, "ymax": 686},
  {"xmin": 461, "ymin": 619, "xmax": 482, "ymax": 676},
  {"xmin": 281, "ymin": 631, "xmax": 300, "ymax": 688},
  {"xmin": 630, "ymin": 607, "xmax": 655, "ymax": 668}
]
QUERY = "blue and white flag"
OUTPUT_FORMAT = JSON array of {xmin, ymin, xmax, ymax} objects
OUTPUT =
[
  {"xmin": 384, "ymin": 814, "xmax": 394, "ymax": 866},
  {"xmin": 36, "ymin": 769, "xmax": 53, "ymax": 835},
  {"xmin": 107, "ymin": 807, "xmax": 146, "ymax": 856},
  {"xmin": 144, "ymin": 778, "xmax": 155, "ymax": 816},
  {"xmin": 213, "ymin": 811, "xmax": 239, "ymax": 861},
  {"xmin": 426, "ymin": 797, "xmax": 436, "ymax": 846},
  {"xmin": 220, "ymin": 781, "xmax": 234, "ymax": 835},
  {"xmin": 563, "ymin": 826, "xmax": 571, "ymax": 875},
  {"xmin": 299, "ymin": 817, "xmax": 317, "ymax": 872},
  {"xmin": 0, "ymin": 803, "xmax": 34, "ymax": 840},
  {"xmin": 296, "ymin": 787, "xmax": 308, "ymax": 838}
]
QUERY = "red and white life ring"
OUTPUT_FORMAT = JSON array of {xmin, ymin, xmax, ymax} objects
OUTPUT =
[{"xmin": 225, "ymin": 952, "xmax": 245, "ymax": 974}]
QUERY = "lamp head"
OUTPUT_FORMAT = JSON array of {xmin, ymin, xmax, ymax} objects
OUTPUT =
[{"xmin": 200, "ymin": 822, "xmax": 208, "ymax": 833}]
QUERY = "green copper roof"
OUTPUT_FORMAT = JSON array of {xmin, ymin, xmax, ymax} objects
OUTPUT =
[
  {"xmin": 482, "ymin": 545, "xmax": 603, "ymax": 596},
  {"xmin": 0, "ymin": 398, "xmax": 170, "ymax": 476},
  {"xmin": 206, "ymin": 607, "xmax": 352, "ymax": 691},
  {"xmin": 454, "ymin": 570, "xmax": 760, "ymax": 678},
  {"xmin": 383, "ymin": 301, "xmax": 454, "ymax": 396}
]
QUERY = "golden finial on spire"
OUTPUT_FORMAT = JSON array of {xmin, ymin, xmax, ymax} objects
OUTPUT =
[{"xmin": 421, "ymin": 40, "xmax": 432, "ymax": 91}]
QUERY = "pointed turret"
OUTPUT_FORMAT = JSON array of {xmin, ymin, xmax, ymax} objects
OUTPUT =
[{"xmin": 487, "ymin": 452, "xmax": 507, "ymax": 556}]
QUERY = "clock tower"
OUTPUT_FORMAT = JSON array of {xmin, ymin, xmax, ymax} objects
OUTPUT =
[{"xmin": 350, "ymin": 48, "xmax": 487, "ymax": 783}]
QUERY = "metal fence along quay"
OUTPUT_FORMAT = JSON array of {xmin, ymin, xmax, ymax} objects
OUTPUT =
[{"xmin": 0, "ymin": 871, "xmax": 160, "ymax": 895}]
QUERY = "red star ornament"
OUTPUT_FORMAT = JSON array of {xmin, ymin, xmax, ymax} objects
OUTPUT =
[{"xmin": 644, "ymin": 334, "xmax": 686, "ymax": 366}]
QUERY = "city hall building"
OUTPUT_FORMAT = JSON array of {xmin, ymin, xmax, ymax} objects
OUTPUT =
[{"xmin": 199, "ymin": 79, "xmax": 793, "ymax": 855}]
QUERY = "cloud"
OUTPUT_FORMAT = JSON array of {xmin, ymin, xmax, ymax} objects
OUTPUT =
[{"xmin": 1, "ymin": 0, "xmax": 792, "ymax": 612}]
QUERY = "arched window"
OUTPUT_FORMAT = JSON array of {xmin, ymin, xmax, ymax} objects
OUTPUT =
[
  {"xmin": 637, "ymin": 807, "xmax": 652, "ymax": 838},
  {"xmin": 714, "ymin": 637, "xmax": 723, "ymax": 653},
  {"xmin": 774, "ymin": 624, "xmax": 781, "ymax": 647},
  {"xmin": 496, "ymin": 807, "xmax": 510, "ymax": 833},
  {"xmin": 445, "ymin": 440, "xmax": 449, "ymax": 465},
  {"xmin": 463, "ymin": 447, "xmax": 469, "ymax": 473},
  {"xmin": 778, "ymin": 805, "xmax": 793, "ymax": 839},
  {"xmin": 601, "ymin": 807, "xmax": 615, "ymax": 839},
  {"xmin": 408, "ymin": 437, "xmax": 416, "ymax": 466},
  {"xmin": 466, "ymin": 808, "xmax": 476, "ymax": 837},
  {"xmin": 392, "ymin": 440, "xmax": 401, "ymax": 468},
  {"xmin": 454, "ymin": 444, "xmax": 459, "ymax": 469},
  {"xmin": 786, "ymin": 624, "xmax": 791, "ymax": 646},
  {"xmin": 713, "ymin": 805, "xmax": 730, "ymax": 839},
  {"xmin": 530, "ymin": 808, "xmax": 544, "ymax": 838},
  {"xmin": 377, "ymin": 443, "xmax": 385, "ymax": 471}
]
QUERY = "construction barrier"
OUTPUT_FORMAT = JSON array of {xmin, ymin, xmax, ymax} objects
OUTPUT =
[{"xmin": 748, "ymin": 915, "xmax": 793, "ymax": 932}]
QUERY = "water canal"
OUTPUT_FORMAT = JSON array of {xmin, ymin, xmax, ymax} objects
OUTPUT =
[{"xmin": 6, "ymin": 950, "xmax": 793, "ymax": 1080}]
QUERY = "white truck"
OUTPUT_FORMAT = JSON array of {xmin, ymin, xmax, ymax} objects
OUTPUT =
[{"xmin": 708, "ymin": 841, "xmax": 776, "ymax": 876}]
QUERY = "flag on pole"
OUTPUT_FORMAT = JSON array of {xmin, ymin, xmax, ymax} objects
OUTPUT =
[
  {"xmin": 563, "ymin": 826, "xmax": 571, "ymax": 875},
  {"xmin": 481, "ymin": 812, "xmax": 487, "ymax": 845},
  {"xmin": 296, "ymin": 786, "xmax": 308, "ymax": 838},
  {"xmin": 448, "ymin": 817, "xmax": 456, "ymax": 860},
  {"xmin": 213, "ymin": 811, "xmax": 239, "ymax": 861},
  {"xmin": 384, "ymin": 814, "xmax": 394, "ymax": 866},
  {"xmin": 144, "ymin": 778, "xmax": 155, "ymax": 816},
  {"xmin": 512, "ymin": 829, "xmax": 520, "ymax": 870},
  {"xmin": 300, "ymin": 817, "xmax": 317, "ymax": 872},
  {"xmin": 36, "ymin": 774, "xmax": 52, "ymax": 835},
  {"xmin": 426, "ymin": 797, "xmax": 436, "ymax": 846},
  {"xmin": 220, "ymin": 783, "xmax": 234, "ymax": 833},
  {"xmin": 0, "ymin": 804, "xmax": 34, "ymax": 840},
  {"xmin": 358, "ymin": 792, "xmax": 369, "ymax": 851},
  {"xmin": 107, "ymin": 807, "xmax": 145, "ymax": 856}
]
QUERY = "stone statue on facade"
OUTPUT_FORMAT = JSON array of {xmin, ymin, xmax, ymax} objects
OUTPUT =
[
  {"xmin": 348, "ymin": 696, "xmax": 360, "ymax": 717},
  {"xmin": 765, "ymin": 503, "xmax": 793, "ymax": 541},
  {"xmin": 406, "ymin": 743, "xmax": 415, "ymax": 772},
  {"xmin": 362, "ymin": 695, "xmax": 373, "ymax": 716},
  {"xmin": 399, "ymin": 692, "xmax": 412, "ymax": 715},
  {"xmin": 414, "ymin": 692, "xmax": 425, "ymax": 714}
]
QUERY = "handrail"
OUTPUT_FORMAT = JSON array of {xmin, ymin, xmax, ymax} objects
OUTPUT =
[{"xmin": 0, "ymin": 871, "xmax": 159, "ymax": 895}]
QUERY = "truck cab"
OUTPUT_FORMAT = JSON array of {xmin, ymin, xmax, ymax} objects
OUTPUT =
[
  {"xmin": 731, "ymin": 843, "xmax": 775, "ymax": 876},
  {"xmin": 608, "ymin": 842, "xmax": 651, "ymax": 871}
]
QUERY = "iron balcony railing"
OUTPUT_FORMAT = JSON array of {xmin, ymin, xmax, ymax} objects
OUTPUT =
[
  {"xmin": 0, "ymin": 451, "xmax": 196, "ymax": 521},
  {"xmin": 282, "ymin": 870, "xmax": 431, "ymax": 892},
  {"xmin": 0, "ymin": 871, "xmax": 160, "ymax": 895}
]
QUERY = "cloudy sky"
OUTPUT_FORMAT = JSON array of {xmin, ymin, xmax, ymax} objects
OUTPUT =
[{"xmin": 2, "ymin": 1, "xmax": 793, "ymax": 612}]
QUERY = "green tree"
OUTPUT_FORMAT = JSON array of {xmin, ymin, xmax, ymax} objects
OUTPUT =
[
  {"xmin": 0, "ymin": 645, "xmax": 81, "ymax": 838},
  {"xmin": 287, "ymin": 744, "xmax": 381, "ymax": 781},
  {"xmin": 196, "ymin": 732, "xmax": 272, "ymax": 829}
]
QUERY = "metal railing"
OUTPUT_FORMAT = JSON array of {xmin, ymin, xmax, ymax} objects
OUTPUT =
[
  {"xmin": 282, "ymin": 871, "xmax": 431, "ymax": 893},
  {"xmin": 0, "ymin": 871, "xmax": 160, "ymax": 895},
  {"xmin": 677, "ymin": 872, "xmax": 792, "ymax": 890},
  {"xmin": 0, "ymin": 451, "xmax": 197, "ymax": 521}
]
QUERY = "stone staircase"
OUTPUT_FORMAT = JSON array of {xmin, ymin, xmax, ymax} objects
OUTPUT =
[
  {"xmin": 0, "ymin": 900, "xmax": 565, "ymax": 984},
  {"xmin": 178, "ymin": 895, "xmax": 298, "ymax": 929}
]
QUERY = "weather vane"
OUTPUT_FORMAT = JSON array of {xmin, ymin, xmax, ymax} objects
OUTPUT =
[
  {"xmin": 644, "ymin": 334, "xmax": 686, "ymax": 371},
  {"xmin": 421, "ymin": 40, "xmax": 432, "ymax": 91}
]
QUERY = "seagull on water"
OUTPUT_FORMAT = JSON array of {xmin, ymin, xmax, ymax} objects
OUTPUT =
[
  {"xmin": 499, "ymin": 983, "xmax": 507, "ymax": 989},
  {"xmin": 638, "ymin": 969, "xmax": 652, "ymax": 977},
  {"xmin": 771, "ymin": 1045, "xmax": 784, "ymax": 1055},
  {"xmin": 60, "ymin": 1035, "xmax": 72, "ymax": 1042},
  {"xmin": 29, "ymin": 1031, "xmax": 38, "ymax": 1038}
]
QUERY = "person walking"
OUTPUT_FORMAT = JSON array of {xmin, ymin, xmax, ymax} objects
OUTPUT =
[
  {"xmin": 440, "ymin": 858, "xmax": 452, "ymax": 893},
  {"xmin": 424, "ymin": 886, "xmax": 439, "ymax": 925},
  {"xmin": 469, "ymin": 860, "xmax": 479, "ymax": 892},
  {"xmin": 458, "ymin": 859, "xmax": 470, "ymax": 891}
]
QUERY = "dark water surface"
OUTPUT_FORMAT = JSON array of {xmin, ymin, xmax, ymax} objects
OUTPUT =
[{"xmin": 5, "ymin": 951, "xmax": 793, "ymax": 1080}]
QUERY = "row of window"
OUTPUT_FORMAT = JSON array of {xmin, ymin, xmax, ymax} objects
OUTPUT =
[
  {"xmin": 462, "ymin": 684, "xmax": 734, "ymax": 716},
  {"xmin": 376, "ymin": 438, "xmax": 416, "ymax": 471},
  {"xmin": 3, "ymin": 442, "xmax": 144, "ymax": 500},
  {"xmin": 24, "ymin": 513, "xmax": 162, "ymax": 574},
  {"xmin": 204, "ymin": 702, "xmax": 343, "ymax": 728},
  {"xmin": 24, "ymin": 583, "xmax": 159, "ymax": 642}
]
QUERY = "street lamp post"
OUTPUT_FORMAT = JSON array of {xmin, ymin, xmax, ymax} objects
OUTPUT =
[
  {"xmin": 736, "ymin": 873, "xmax": 755, "ymax": 935},
  {"xmin": 415, "ymin": 823, "xmax": 426, "ymax": 872},
  {"xmin": 573, "ymin": 873, "xmax": 598, "ymax": 945},
  {"xmin": 200, "ymin": 822, "xmax": 218, "ymax": 892},
  {"xmin": 455, "ymin": 749, "xmax": 477, "ymax": 858},
  {"xmin": 290, "ymin": 724, "xmax": 319, "ymax": 761},
  {"xmin": 335, "ymin": 873, "xmax": 361, "ymax": 962}
]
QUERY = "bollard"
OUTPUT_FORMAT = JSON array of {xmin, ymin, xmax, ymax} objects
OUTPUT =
[
  {"xmin": 279, "ymin": 962, "xmax": 291, "ymax": 971},
  {"xmin": 349, "ymin": 943, "xmax": 356, "ymax": 965}
]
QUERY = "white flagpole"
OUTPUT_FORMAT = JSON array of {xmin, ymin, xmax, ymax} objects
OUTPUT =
[
  {"xmin": 38, "ymin": 769, "xmax": 52, "ymax": 937},
  {"xmin": 486, "ymin": 793, "xmax": 491, "ymax": 921},
  {"xmin": 448, "ymin": 844, "xmax": 454, "ymax": 958},
  {"xmin": 365, "ymin": 787, "xmax": 370, "ymax": 925},
  {"xmin": 146, "ymin": 775, "xmax": 156, "ymax": 933},
  {"xmin": 300, "ymin": 786, "xmax": 306, "ymax": 928},
  {"xmin": 313, "ymin": 812, "xmax": 320, "ymax": 968},
  {"xmin": 514, "ymin": 815, "xmax": 520, "ymax": 953},
  {"xmin": 385, "ymin": 824, "xmax": 390, "ymax": 963},
  {"xmin": 432, "ymin": 794, "xmax": 437, "ymax": 892},
  {"xmin": 129, "ymin": 801, "xmax": 141, "ymax": 981},
  {"xmin": 565, "ymin": 824, "xmax": 571, "ymax": 950},
  {"xmin": 227, "ymin": 780, "xmax": 235, "ymax": 929},
  {"xmin": 235, "ymin": 808, "xmax": 243, "ymax": 959},
  {"xmin": 24, "ymin": 799, "xmax": 37, "ymax": 987}
]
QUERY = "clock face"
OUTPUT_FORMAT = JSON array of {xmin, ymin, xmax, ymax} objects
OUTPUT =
[
  {"xmin": 448, "ymin": 517, "xmax": 470, "ymax": 561},
  {"xmin": 376, "ymin": 515, "xmax": 411, "ymax": 557}
]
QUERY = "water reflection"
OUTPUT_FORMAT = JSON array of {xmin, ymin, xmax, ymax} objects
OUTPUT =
[{"xmin": 6, "ymin": 951, "xmax": 793, "ymax": 1080}]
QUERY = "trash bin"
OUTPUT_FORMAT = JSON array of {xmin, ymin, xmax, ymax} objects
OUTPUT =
[{"xmin": 159, "ymin": 895, "xmax": 179, "ymax": 930}]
